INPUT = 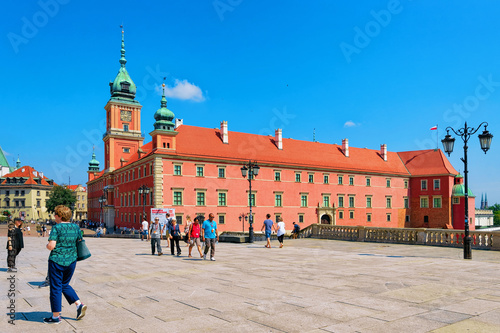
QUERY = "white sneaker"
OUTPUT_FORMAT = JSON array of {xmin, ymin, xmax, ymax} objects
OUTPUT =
[
  {"xmin": 203, "ymin": 254, "xmax": 206, "ymax": 260},
  {"xmin": 210, "ymin": 257, "xmax": 216, "ymax": 261}
]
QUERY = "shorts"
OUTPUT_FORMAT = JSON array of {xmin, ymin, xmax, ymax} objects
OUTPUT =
[
  {"xmin": 190, "ymin": 237, "xmax": 201, "ymax": 246},
  {"xmin": 142, "ymin": 230, "xmax": 149, "ymax": 235},
  {"xmin": 265, "ymin": 230, "xmax": 271, "ymax": 239}
]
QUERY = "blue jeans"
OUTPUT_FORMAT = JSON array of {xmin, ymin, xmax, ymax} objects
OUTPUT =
[{"xmin": 48, "ymin": 260, "xmax": 79, "ymax": 313}]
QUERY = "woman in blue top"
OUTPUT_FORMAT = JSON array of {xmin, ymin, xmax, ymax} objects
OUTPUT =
[{"xmin": 44, "ymin": 205, "xmax": 87, "ymax": 324}]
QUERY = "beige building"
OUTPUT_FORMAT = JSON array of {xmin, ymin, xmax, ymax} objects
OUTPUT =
[
  {"xmin": 69, "ymin": 184, "xmax": 87, "ymax": 221},
  {"xmin": 0, "ymin": 165, "xmax": 56, "ymax": 221}
]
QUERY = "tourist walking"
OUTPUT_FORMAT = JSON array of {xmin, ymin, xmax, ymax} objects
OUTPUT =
[
  {"xmin": 6, "ymin": 219, "xmax": 24, "ymax": 272},
  {"xmin": 149, "ymin": 218, "xmax": 163, "ymax": 256},
  {"xmin": 184, "ymin": 215, "xmax": 193, "ymax": 247},
  {"xmin": 275, "ymin": 217, "xmax": 286, "ymax": 248},
  {"xmin": 168, "ymin": 218, "xmax": 182, "ymax": 256},
  {"xmin": 291, "ymin": 222, "xmax": 300, "ymax": 239},
  {"xmin": 201, "ymin": 213, "xmax": 218, "ymax": 261},
  {"xmin": 141, "ymin": 216, "xmax": 149, "ymax": 241},
  {"xmin": 188, "ymin": 216, "xmax": 203, "ymax": 258},
  {"xmin": 261, "ymin": 214, "xmax": 274, "ymax": 248},
  {"xmin": 164, "ymin": 213, "xmax": 173, "ymax": 241},
  {"xmin": 44, "ymin": 205, "xmax": 86, "ymax": 324}
]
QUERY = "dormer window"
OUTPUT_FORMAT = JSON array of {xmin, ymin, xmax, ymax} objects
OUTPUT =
[{"xmin": 121, "ymin": 81, "xmax": 130, "ymax": 93}]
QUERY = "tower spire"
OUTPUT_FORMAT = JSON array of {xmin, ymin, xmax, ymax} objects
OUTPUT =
[{"xmin": 119, "ymin": 25, "xmax": 127, "ymax": 68}]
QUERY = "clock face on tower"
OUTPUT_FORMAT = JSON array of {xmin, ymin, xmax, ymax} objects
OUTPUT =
[{"xmin": 120, "ymin": 110, "xmax": 132, "ymax": 122}]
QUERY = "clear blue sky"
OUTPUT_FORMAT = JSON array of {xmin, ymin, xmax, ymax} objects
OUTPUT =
[{"xmin": 1, "ymin": 0, "xmax": 499, "ymax": 206}]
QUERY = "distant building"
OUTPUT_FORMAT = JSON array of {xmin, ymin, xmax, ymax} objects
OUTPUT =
[
  {"xmin": 86, "ymin": 32, "xmax": 474, "ymax": 232},
  {"xmin": 0, "ymin": 147, "xmax": 16, "ymax": 177},
  {"xmin": 68, "ymin": 184, "xmax": 87, "ymax": 221},
  {"xmin": 475, "ymin": 209, "xmax": 494, "ymax": 228},
  {"xmin": 0, "ymin": 165, "xmax": 56, "ymax": 221}
]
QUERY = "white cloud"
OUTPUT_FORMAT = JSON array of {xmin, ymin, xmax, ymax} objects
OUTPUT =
[
  {"xmin": 344, "ymin": 120, "xmax": 359, "ymax": 128},
  {"xmin": 158, "ymin": 79, "xmax": 205, "ymax": 102}
]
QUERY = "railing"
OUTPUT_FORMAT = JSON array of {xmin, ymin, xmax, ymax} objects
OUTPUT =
[{"xmin": 305, "ymin": 224, "xmax": 500, "ymax": 251}]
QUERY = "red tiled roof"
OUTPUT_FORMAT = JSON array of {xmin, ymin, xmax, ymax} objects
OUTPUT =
[
  {"xmin": 170, "ymin": 125, "xmax": 410, "ymax": 175},
  {"xmin": 120, "ymin": 142, "xmax": 153, "ymax": 168},
  {"xmin": 397, "ymin": 149, "xmax": 458, "ymax": 176},
  {"xmin": 0, "ymin": 165, "xmax": 57, "ymax": 186},
  {"xmin": 93, "ymin": 125, "xmax": 457, "ymax": 180}
]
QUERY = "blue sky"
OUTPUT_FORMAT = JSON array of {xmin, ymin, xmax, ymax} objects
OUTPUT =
[{"xmin": 1, "ymin": 0, "xmax": 499, "ymax": 205}]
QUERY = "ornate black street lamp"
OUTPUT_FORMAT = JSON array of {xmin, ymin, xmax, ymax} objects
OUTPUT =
[
  {"xmin": 241, "ymin": 161, "xmax": 260, "ymax": 243},
  {"xmin": 138, "ymin": 185, "xmax": 150, "ymax": 223},
  {"xmin": 442, "ymin": 122, "xmax": 493, "ymax": 259},
  {"xmin": 98, "ymin": 192, "xmax": 107, "ymax": 227},
  {"xmin": 238, "ymin": 213, "xmax": 248, "ymax": 233}
]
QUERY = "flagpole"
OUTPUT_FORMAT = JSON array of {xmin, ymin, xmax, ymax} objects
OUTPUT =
[{"xmin": 436, "ymin": 124, "xmax": 438, "ymax": 150}]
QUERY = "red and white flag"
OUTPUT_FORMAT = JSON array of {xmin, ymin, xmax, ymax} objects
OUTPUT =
[{"xmin": 430, "ymin": 125, "xmax": 438, "ymax": 130}]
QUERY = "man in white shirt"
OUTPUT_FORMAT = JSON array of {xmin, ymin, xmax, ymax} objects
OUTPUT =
[{"xmin": 141, "ymin": 216, "xmax": 149, "ymax": 241}]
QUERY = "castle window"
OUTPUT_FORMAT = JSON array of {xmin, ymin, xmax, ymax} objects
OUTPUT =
[
  {"xmin": 174, "ymin": 164, "xmax": 182, "ymax": 176},
  {"xmin": 196, "ymin": 166, "xmax": 204, "ymax": 177},
  {"xmin": 218, "ymin": 167, "xmax": 226, "ymax": 178},
  {"xmin": 421, "ymin": 180, "xmax": 428, "ymax": 190},
  {"xmin": 123, "ymin": 124, "xmax": 129, "ymax": 132}
]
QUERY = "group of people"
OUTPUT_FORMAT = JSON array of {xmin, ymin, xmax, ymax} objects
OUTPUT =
[
  {"xmin": 5, "ymin": 205, "xmax": 87, "ymax": 324},
  {"xmin": 141, "ymin": 213, "xmax": 219, "ymax": 261},
  {"xmin": 261, "ymin": 214, "xmax": 301, "ymax": 248}
]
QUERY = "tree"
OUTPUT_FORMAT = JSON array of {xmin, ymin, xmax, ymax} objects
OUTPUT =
[
  {"xmin": 2, "ymin": 210, "xmax": 11, "ymax": 217},
  {"xmin": 46, "ymin": 185, "xmax": 77, "ymax": 214},
  {"xmin": 489, "ymin": 203, "xmax": 500, "ymax": 226}
]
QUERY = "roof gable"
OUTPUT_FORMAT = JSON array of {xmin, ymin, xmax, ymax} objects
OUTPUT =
[{"xmin": 397, "ymin": 149, "xmax": 458, "ymax": 176}]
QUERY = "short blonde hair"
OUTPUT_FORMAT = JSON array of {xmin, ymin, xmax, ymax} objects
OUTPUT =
[{"xmin": 54, "ymin": 205, "xmax": 72, "ymax": 221}]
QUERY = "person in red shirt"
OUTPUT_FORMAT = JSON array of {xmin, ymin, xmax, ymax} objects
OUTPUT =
[{"xmin": 188, "ymin": 216, "xmax": 203, "ymax": 258}]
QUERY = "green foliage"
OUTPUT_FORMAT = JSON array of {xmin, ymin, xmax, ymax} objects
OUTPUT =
[
  {"xmin": 46, "ymin": 185, "xmax": 76, "ymax": 213},
  {"xmin": 2, "ymin": 210, "xmax": 11, "ymax": 217},
  {"xmin": 494, "ymin": 211, "xmax": 500, "ymax": 226},
  {"xmin": 490, "ymin": 203, "xmax": 500, "ymax": 226},
  {"xmin": 488, "ymin": 203, "xmax": 500, "ymax": 211}
]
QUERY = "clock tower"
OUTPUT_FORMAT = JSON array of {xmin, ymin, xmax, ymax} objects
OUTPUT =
[{"xmin": 103, "ymin": 29, "xmax": 144, "ymax": 172}]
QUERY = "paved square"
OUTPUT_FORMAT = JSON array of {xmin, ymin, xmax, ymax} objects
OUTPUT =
[{"xmin": 2, "ymin": 236, "xmax": 500, "ymax": 332}]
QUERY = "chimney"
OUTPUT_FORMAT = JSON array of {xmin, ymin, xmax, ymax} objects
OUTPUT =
[
  {"xmin": 137, "ymin": 147, "xmax": 144, "ymax": 159},
  {"xmin": 342, "ymin": 138, "xmax": 349, "ymax": 157},
  {"xmin": 275, "ymin": 129, "xmax": 283, "ymax": 150},
  {"xmin": 380, "ymin": 144, "xmax": 387, "ymax": 161},
  {"xmin": 220, "ymin": 121, "xmax": 228, "ymax": 144}
]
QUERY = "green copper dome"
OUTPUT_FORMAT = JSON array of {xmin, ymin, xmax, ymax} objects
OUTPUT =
[
  {"xmin": 452, "ymin": 184, "xmax": 474, "ymax": 197},
  {"xmin": 109, "ymin": 30, "xmax": 137, "ymax": 101},
  {"xmin": 88, "ymin": 152, "xmax": 100, "ymax": 172},
  {"xmin": 153, "ymin": 85, "xmax": 175, "ymax": 131}
]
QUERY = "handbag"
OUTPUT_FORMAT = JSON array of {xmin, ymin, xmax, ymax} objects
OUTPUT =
[{"xmin": 77, "ymin": 239, "xmax": 91, "ymax": 261}]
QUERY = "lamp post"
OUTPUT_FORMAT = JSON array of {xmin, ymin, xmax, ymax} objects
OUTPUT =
[
  {"xmin": 98, "ymin": 193, "xmax": 107, "ymax": 227},
  {"xmin": 238, "ymin": 213, "xmax": 248, "ymax": 233},
  {"xmin": 442, "ymin": 121, "xmax": 493, "ymax": 259},
  {"xmin": 241, "ymin": 161, "xmax": 260, "ymax": 243},
  {"xmin": 138, "ymin": 185, "xmax": 150, "ymax": 223}
]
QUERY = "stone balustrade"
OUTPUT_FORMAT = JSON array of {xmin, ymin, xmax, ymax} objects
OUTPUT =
[{"xmin": 299, "ymin": 224, "xmax": 500, "ymax": 251}]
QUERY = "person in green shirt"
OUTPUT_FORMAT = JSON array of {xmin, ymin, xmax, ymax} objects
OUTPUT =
[{"xmin": 43, "ymin": 205, "xmax": 87, "ymax": 324}]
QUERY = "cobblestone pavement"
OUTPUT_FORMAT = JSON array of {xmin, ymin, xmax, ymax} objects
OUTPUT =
[{"xmin": 2, "ymin": 236, "xmax": 500, "ymax": 333}]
